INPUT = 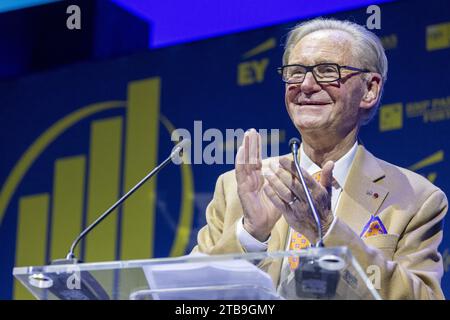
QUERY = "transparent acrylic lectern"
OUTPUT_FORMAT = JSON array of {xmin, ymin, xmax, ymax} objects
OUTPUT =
[{"xmin": 13, "ymin": 246, "xmax": 381, "ymax": 300}]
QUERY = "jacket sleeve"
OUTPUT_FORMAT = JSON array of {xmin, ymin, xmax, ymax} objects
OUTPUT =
[
  {"xmin": 191, "ymin": 173, "xmax": 246, "ymax": 255},
  {"xmin": 324, "ymin": 189, "xmax": 447, "ymax": 299}
]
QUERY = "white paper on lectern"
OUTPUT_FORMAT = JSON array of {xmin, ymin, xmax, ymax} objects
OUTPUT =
[{"xmin": 142, "ymin": 253, "xmax": 276, "ymax": 299}]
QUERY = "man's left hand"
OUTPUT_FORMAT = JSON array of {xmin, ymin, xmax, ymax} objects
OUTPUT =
[{"xmin": 264, "ymin": 157, "xmax": 335, "ymax": 244}]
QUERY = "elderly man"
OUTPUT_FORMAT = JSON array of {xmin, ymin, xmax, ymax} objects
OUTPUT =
[{"xmin": 193, "ymin": 18, "xmax": 447, "ymax": 299}]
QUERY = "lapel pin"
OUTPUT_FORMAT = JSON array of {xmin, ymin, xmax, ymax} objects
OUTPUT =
[{"xmin": 366, "ymin": 190, "xmax": 379, "ymax": 199}]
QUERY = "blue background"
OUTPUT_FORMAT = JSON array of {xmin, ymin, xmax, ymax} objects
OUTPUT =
[{"xmin": 0, "ymin": 0, "xmax": 449, "ymax": 299}]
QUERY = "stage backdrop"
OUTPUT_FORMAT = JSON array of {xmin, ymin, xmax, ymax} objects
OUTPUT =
[{"xmin": 1, "ymin": 0, "xmax": 449, "ymax": 299}]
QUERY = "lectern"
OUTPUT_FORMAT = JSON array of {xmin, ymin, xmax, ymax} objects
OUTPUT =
[{"xmin": 13, "ymin": 246, "xmax": 381, "ymax": 300}]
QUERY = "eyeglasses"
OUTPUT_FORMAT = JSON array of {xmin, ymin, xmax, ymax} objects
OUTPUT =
[{"xmin": 277, "ymin": 63, "xmax": 371, "ymax": 84}]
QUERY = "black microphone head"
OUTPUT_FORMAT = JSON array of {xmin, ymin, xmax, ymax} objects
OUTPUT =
[
  {"xmin": 289, "ymin": 137, "xmax": 301, "ymax": 150},
  {"xmin": 176, "ymin": 138, "xmax": 191, "ymax": 151},
  {"xmin": 171, "ymin": 138, "xmax": 191, "ymax": 164}
]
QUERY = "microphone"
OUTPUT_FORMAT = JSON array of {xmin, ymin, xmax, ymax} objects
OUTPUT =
[
  {"xmin": 61, "ymin": 138, "xmax": 191, "ymax": 262},
  {"xmin": 288, "ymin": 138, "xmax": 324, "ymax": 247},
  {"xmin": 286, "ymin": 139, "xmax": 342, "ymax": 299},
  {"xmin": 45, "ymin": 139, "xmax": 190, "ymax": 300}
]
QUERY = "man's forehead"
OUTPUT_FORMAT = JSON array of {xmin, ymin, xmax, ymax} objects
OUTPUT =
[{"xmin": 288, "ymin": 30, "xmax": 355, "ymax": 65}]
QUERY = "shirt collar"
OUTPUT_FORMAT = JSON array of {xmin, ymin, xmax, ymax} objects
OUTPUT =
[{"xmin": 299, "ymin": 141, "xmax": 358, "ymax": 189}]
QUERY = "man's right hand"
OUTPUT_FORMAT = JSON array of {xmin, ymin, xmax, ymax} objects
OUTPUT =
[{"xmin": 235, "ymin": 129, "xmax": 282, "ymax": 242}]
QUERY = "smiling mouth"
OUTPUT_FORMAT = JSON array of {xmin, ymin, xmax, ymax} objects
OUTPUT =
[
  {"xmin": 296, "ymin": 101, "xmax": 331, "ymax": 107},
  {"xmin": 298, "ymin": 101, "xmax": 331, "ymax": 105}
]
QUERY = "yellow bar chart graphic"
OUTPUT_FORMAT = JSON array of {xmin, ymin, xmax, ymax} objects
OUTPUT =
[
  {"xmin": 14, "ymin": 194, "xmax": 50, "ymax": 300},
  {"xmin": 85, "ymin": 117, "xmax": 123, "ymax": 262},
  {"xmin": 13, "ymin": 78, "xmax": 162, "ymax": 299},
  {"xmin": 121, "ymin": 78, "xmax": 160, "ymax": 260},
  {"xmin": 50, "ymin": 156, "xmax": 86, "ymax": 261}
]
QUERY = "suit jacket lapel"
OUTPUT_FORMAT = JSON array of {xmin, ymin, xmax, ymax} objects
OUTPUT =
[{"xmin": 335, "ymin": 145, "xmax": 389, "ymax": 235}]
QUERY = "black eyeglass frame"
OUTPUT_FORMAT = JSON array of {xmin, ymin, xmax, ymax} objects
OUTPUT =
[{"xmin": 277, "ymin": 63, "xmax": 371, "ymax": 84}]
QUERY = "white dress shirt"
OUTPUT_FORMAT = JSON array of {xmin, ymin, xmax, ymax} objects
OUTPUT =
[{"xmin": 236, "ymin": 142, "xmax": 359, "ymax": 251}]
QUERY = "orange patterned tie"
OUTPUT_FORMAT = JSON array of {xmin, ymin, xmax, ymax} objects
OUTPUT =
[{"xmin": 287, "ymin": 171, "xmax": 321, "ymax": 270}]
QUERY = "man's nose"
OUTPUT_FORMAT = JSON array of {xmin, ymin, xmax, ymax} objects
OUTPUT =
[{"xmin": 300, "ymin": 72, "xmax": 321, "ymax": 94}]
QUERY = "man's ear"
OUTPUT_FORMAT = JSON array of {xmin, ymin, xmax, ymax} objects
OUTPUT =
[{"xmin": 360, "ymin": 73, "xmax": 382, "ymax": 110}]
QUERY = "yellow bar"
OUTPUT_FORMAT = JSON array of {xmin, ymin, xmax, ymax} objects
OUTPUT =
[
  {"xmin": 121, "ymin": 78, "xmax": 160, "ymax": 259},
  {"xmin": 49, "ymin": 156, "xmax": 86, "ymax": 261},
  {"xmin": 85, "ymin": 117, "xmax": 123, "ymax": 262},
  {"xmin": 14, "ymin": 194, "xmax": 49, "ymax": 300}
]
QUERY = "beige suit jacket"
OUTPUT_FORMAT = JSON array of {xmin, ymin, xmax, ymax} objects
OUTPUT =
[{"xmin": 193, "ymin": 145, "xmax": 448, "ymax": 299}]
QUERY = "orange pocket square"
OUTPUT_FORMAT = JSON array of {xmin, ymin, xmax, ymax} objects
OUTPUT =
[{"xmin": 360, "ymin": 215, "xmax": 387, "ymax": 238}]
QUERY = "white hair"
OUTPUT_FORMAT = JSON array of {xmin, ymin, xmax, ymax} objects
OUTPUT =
[{"xmin": 283, "ymin": 18, "xmax": 388, "ymax": 125}]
